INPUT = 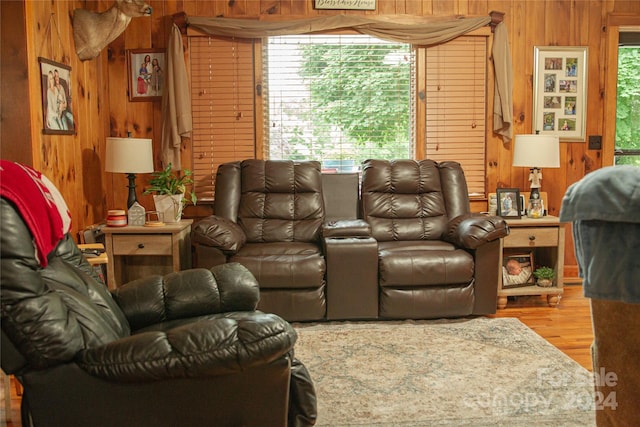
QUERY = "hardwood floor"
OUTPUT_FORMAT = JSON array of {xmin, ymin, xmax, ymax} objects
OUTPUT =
[
  {"xmin": 489, "ymin": 284, "xmax": 594, "ymax": 371},
  {"xmin": 0, "ymin": 284, "xmax": 593, "ymax": 426}
]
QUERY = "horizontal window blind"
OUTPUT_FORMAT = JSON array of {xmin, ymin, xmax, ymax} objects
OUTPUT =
[
  {"xmin": 189, "ymin": 36, "xmax": 255, "ymax": 201},
  {"xmin": 424, "ymin": 36, "xmax": 487, "ymax": 195},
  {"xmin": 265, "ymin": 35, "xmax": 413, "ymax": 172},
  {"xmin": 188, "ymin": 34, "xmax": 489, "ymax": 198}
]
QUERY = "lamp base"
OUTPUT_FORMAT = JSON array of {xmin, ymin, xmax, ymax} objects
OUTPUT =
[{"xmin": 126, "ymin": 173, "xmax": 138, "ymax": 209}]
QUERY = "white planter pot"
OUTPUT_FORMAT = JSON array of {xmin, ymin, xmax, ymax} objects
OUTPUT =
[{"xmin": 153, "ymin": 194, "xmax": 184, "ymax": 223}]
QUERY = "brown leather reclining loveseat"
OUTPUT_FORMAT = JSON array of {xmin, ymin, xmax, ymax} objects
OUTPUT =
[{"xmin": 191, "ymin": 159, "xmax": 509, "ymax": 322}]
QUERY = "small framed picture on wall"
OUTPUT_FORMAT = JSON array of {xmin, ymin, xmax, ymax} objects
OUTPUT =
[
  {"xmin": 127, "ymin": 49, "xmax": 165, "ymax": 102},
  {"xmin": 39, "ymin": 57, "xmax": 75, "ymax": 135}
]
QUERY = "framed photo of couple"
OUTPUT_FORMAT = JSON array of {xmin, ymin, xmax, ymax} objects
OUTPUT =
[
  {"xmin": 39, "ymin": 57, "xmax": 75, "ymax": 135},
  {"xmin": 127, "ymin": 49, "xmax": 166, "ymax": 102},
  {"xmin": 532, "ymin": 46, "xmax": 588, "ymax": 142}
]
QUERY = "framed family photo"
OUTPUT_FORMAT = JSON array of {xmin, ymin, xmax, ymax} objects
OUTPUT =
[
  {"xmin": 496, "ymin": 188, "xmax": 521, "ymax": 219},
  {"xmin": 127, "ymin": 49, "xmax": 165, "ymax": 102},
  {"xmin": 39, "ymin": 57, "xmax": 75, "ymax": 135},
  {"xmin": 532, "ymin": 46, "xmax": 588, "ymax": 141}
]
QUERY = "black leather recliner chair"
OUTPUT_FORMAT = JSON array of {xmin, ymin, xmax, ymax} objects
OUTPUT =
[{"xmin": 0, "ymin": 160, "xmax": 316, "ymax": 427}]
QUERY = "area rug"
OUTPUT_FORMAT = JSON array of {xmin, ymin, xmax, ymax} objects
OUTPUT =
[{"xmin": 293, "ymin": 317, "xmax": 596, "ymax": 426}]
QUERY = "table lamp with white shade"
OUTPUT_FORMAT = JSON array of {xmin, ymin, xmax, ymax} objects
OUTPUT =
[
  {"xmin": 512, "ymin": 134, "xmax": 560, "ymax": 217},
  {"xmin": 105, "ymin": 137, "xmax": 154, "ymax": 209}
]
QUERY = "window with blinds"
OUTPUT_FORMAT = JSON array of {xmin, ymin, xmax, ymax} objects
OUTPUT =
[
  {"xmin": 189, "ymin": 36, "xmax": 256, "ymax": 201},
  {"xmin": 188, "ymin": 33, "xmax": 488, "ymax": 201},
  {"xmin": 424, "ymin": 36, "xmax": 487, "ymax": 195},
  {"xmin": 265, "ymin": 35, "xmax": 413, "ymax": 172}
]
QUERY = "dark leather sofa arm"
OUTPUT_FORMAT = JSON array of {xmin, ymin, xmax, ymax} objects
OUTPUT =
[
  {"xmin": 445, "ymin": 213, "xmax": 509, "ymax": 249},
  {"xmin": 191, "ymin": 215, "xmax": 247, "ymax": 254},
  {"xmin": 76, "ymin": 311, "xmax": 297, "ymax": 382},
  {"xmin": 322, "ymin": 219, "xmax": 371, "ymax": 238},
  {"xmin": 112, "ymin": 263, "xmax": 260, "ymax": 331}
]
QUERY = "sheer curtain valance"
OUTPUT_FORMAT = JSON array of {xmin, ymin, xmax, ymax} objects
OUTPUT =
[
  {"xmin": 162, "ymin": 13, "xmax": 513, "ymax": 166},
  {"xmin": 187, "ymin": 14, "xmax": 490, "ymax": 45}
]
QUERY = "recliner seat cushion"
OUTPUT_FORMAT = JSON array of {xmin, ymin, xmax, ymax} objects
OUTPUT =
[
  {"xmin": 378, "ymin": 241, "xmax": 474, "ymax": 287},
  {"xmin": 231, "ymin": 242, "xmax": 325, "ymax": 289}
]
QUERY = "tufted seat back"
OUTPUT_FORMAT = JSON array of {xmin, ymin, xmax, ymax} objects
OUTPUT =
[
  {"xmin": 361, "ymin": 159, "xmax": 470, "ymax": 242},
  {"xmin": 215, "ymin": 160, "xmax": 325, "ymax": 244}
]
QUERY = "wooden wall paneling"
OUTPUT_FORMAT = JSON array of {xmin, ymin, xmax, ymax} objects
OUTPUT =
[
  {"xmin": 414, "ymin": 48, "xmax": 427, "ymax": 161},
  {"xmin": 54, "ymin": 1, "xmax": 83, "ymax": 230},
  {"xmin": 404, "ymin": 0, "xmax": 426, "ymax": 16},
  {"xmin": 507, "ymin": 0, "xmax": 529, "ymax": 194},
  {"xmin": 82, "ymin": 56, "xmax": 109, "ymax": 225},
  {"xmin": 181, "ymin": 0, "xmax": 197, "ymax": 15},
  {"xmin": 290, "ymin": 0, "xmax": 309, "ymax": 16},
  {"xmin": 187, "ymin": 0, "xmax": 213, "ymax": 16},
  {"xmin": 487, "ymin": 1, "xmax": 515, "ymax": 192},
  {"xmin": 380, "ymin": 0, "xmax": 401, "ymax": 15},
  {"xmin": 106, "ymin": 13, "xmax": 130, "ymax": 212},
  {"xmin": 432, "ymin": 0, "xmax": 457, "ymax": 15},
  {"xmin": 227, "ymin": 0, "xmax": 248, "ymax": 16},
  {"xmin": 468, "ymin": 1, "xmax": 489, "ymax": 16},
  {"xmin": 542, "ymin": 1, "xmax": 569, "ymax": 217},
  {"xmin": 25, "ymin": 0, "xmax": 49, "ymax": 171},
  {"xmin": 0, "ymin": 0, "xmax": 32, "ymax": 165},
  {"xmin": 614, "ymin": 0, "xmax": 640, "ymax": 13},
  {"xmin": 245, "ymin": 0, "xmax": 264, "ymax": 15}
]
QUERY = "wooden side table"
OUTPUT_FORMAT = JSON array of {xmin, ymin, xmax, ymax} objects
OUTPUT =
[
  {"xmin": 497, "ymin": 216, "xmax": 565, "ymax": 309},
  {"xmin": 78, "ymin": 243, "xmax": 109, "ymax": 284},
  {"xmin": 103, "ymin": 220, "xmax": 192, "ymax": 289}
]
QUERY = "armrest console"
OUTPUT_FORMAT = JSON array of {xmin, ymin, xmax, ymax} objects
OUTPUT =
[
  {"xmin": 322, "ymin": 219, "xmax": 371, "ymax": 238},
  {"xmin": 323, "ymin": 235, "xmax": 378, "ymax": 320}
]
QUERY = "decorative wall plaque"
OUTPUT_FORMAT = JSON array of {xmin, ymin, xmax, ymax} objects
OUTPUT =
[{"xmin": 314, "ymin": 0, "xmax": 376, "ymax": 10}]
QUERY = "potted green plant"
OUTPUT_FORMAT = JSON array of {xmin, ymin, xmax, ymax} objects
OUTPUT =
[
  {"xmin": 143, "ymin": 163, "xmax": 197, "ymax": 222},
  {"xmin": 533, "ymin": 266, "xmax": 555, "ymax": 287}
]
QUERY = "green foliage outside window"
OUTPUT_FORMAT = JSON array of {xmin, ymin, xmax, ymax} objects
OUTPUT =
[
  {"xmin": 615, "ymin": 47, "xmax": 640, "ymax": 166},
  {"xmin": 298, "ymin": 43, "xmax": 411, "ymax": 160}
]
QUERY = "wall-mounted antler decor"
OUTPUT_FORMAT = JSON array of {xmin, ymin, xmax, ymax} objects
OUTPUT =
[{"xmin": 72, "ymin": 0, "xmax": 152, "ymax": 61}]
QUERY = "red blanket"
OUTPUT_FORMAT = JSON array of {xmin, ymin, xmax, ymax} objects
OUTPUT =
[{"xmin": 0, "ymin": 160, "xmax": 72, "ymax": 267}]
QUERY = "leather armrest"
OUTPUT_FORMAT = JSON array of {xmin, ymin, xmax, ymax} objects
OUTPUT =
[
  {"xmin": 112, "ymin": 263, "xmax": 260, "ymax": 331},
  {"xmin": 77, "ymin": 311, "xmax": 297, "ymax": 382},
  {"xmin": 322, "ymin": 219, "xmax": 371, "ymax": 238},
  {"xmin": 191, "ymin": 215, "xmax": 246, "ymax": 254},
  {"xmin": 445, "ymin": 213, "xmax": 509, "ymax": 249}
]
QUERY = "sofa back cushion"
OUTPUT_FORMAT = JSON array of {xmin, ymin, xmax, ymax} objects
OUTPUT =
[
  {"xmin": 361, "ymin": 159, "xmax": 470, "ymax": 242},
  {"xmin": 235, "ymin": 160, "xmax": 325, "ymax": 243}
]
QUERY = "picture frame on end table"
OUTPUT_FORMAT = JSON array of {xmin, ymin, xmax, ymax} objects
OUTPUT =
[
  {"xmin": 127, "ymin": 49, "xmax": 166, "ymax": 102},
  {"xmin": 496, "ymin": 188, "xmax": 521, "ymax": 219},
  {"xmin": 533, "ymin": 46, "xmax": 588, "ymax": 142},
  {"xmin": 502, "ymin": 251, "xmax": 535, "ymax": 288}
]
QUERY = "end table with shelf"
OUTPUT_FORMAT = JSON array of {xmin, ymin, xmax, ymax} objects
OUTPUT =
[
  {"xmin": 498, "ymin": 215, "xmax": 565, "ymax": 309},
  {"xmin": 103, "ymin": 220, "xmax": 193, "ymax": 289}
]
